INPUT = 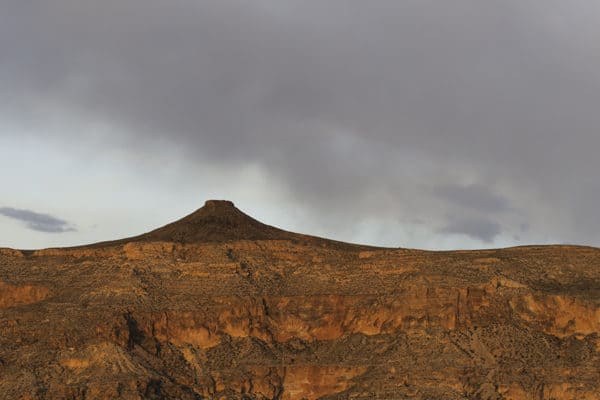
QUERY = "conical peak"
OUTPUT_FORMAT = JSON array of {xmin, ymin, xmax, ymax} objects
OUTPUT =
[
  {"xmin": 131, "ymin": 200, "xmax": 296, "ymax": 243},
  {"xmin": 83, "ymin": 199, "xmax": 373, "ymax": 249}
]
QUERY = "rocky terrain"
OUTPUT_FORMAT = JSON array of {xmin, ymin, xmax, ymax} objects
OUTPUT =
[{"xmin": 1, "ymin": 200, "xmax": 599, "ymax": 399}]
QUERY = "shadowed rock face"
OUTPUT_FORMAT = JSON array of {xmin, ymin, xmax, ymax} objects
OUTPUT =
[
  {"xmin": 128, "ymin": 200, "xmax": 294, "ymax": 243},
  {"xmin": 1, "ymin": 201, "xmax": 599, "ymax": 399},
  {"xmin": 89, "ymin": 200, "xmax": 363, "ymax": 250}
]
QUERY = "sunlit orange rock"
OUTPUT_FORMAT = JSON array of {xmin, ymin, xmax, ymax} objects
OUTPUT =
[{"xmin": 0, "ymin": 200, "xmax": 598, "ymax": 399}]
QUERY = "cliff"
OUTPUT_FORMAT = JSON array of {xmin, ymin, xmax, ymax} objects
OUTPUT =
[{"xmin": 0, "ymin": 201, "xmax": 599, "ymax": 399}]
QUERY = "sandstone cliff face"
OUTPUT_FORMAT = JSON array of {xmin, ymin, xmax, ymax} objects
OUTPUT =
[{"xmin": 0, "ymin": 201, "xmax": 599, "ymax": 399}]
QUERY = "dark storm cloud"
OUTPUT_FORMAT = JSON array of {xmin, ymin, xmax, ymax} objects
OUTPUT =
[
  {"xmin": 439, "ymin": 216, "xmax": 502, "ymax": 243},
  {"xmin": 1, "ymin": 0, "xmax": 599, "ymax": 246},
  {"xmin": 0, "ymin": 207, "xmax": 76, "ymax": 233}
]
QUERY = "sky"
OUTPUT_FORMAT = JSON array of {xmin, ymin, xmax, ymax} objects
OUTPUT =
[{"xmin": 1, "ymin": 1, "xmax": 599, "ymax": 250}]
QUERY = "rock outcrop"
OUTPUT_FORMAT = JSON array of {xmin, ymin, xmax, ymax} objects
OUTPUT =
[{"xmin": 0, "ymin": 200, "xmax": 599, "ymax": 399}]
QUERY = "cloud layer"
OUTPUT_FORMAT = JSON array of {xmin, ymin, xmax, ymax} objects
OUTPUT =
[
  {"xmin": 1, "ymin": 1, "xmax": 599, "ymax": 248},
  {"xmin": 0, "ymin": 207, "xmax": 76, "ymax": 233}
]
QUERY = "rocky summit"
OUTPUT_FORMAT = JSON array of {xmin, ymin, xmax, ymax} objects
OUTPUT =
[{"xmin": 0, "ymin": 200, "xmax": 599, "ymax": 399}]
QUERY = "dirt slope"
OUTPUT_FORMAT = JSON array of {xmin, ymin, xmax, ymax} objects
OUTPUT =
[{"xmin": 0, "ymin": 200, "xmax": 599, "ymax": 399}]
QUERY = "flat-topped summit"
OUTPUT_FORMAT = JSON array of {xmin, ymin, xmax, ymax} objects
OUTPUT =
[
  {"xmin": 202, "ymin": 199, "xmax": 235, "ymax": 209},
  {"xmin": 126, "ymin": 199, "xmax": 297, "ymax": 244}
]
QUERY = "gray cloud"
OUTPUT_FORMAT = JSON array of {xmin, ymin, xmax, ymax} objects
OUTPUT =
[
  {"xmin": 1, "ymin": 0, "xmax": 599, "ymax": 247},
  {"xmin": 0, "ymin": 207, "xmax": 76, "ymax": 233},
  {"xmin": 439, "ymin": 217, "xmax": 502, "ymax": 243},
  {"xmin": 432, "ymin": 184, "xmax": 511, "ymax": 214}
]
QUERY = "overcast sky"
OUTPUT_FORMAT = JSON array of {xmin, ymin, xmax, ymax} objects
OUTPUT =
[{"xmin": 1, "ymin": 1, "xmax": 599, "ymax": 250}]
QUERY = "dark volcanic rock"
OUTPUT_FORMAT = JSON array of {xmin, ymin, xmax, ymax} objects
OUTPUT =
[{"xmin": 130, "ymin": 200, "xmax": 294, "ymax": 243}]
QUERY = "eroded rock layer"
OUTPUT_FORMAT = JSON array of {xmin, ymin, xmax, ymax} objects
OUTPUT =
[{"xmin": 0, "ymin": 201, "xmax": 599, "ymax": 399}]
